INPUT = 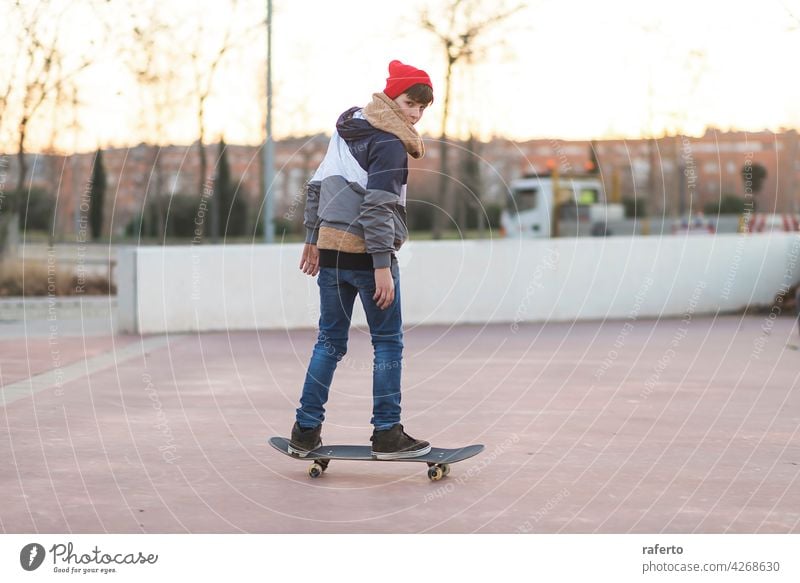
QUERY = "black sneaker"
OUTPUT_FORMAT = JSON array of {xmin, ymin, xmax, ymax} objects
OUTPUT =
[
  {"xmin": 370, "ymin": 424, "xmax": 431, "ymax": 459},
  {"xmin": 288, "ymin": 422, "xmax": 322, "ymax": 457}
]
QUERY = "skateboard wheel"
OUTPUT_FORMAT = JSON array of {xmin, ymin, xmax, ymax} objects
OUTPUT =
[
  {"xmin": 308, "ymin": 463, "xmax": 324, "ymax": 478},
  {"xmin": 441, "ymin": 464, "xmax": 450, "ymax": 476},
  {"xmin": 427, "ymin": 466, "xmax": 444, "ymax": 481}
]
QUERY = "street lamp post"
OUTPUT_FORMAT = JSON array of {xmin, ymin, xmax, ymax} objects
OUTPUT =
[{"xmin": 262, "ymin": 0, "xmax": 275, "ymax": 243}]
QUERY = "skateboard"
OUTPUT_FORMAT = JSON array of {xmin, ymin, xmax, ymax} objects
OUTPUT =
[{"xmin": 268, "ymin": 437, "xmax": 484, "ymax": 481}]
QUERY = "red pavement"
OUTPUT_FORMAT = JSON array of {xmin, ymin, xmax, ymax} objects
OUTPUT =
[
  {"xmin": 0, "ymin": 336, "xmax": 139, "ymax": 386},
  {"xmin": 0, "ymin": 316, "xmax": 798, "ymax": 533}
]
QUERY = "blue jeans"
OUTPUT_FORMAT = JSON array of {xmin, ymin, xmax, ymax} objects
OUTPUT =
[{"xmin": 296, "ymin": 259, "xmax": 403, "ymax": 431}]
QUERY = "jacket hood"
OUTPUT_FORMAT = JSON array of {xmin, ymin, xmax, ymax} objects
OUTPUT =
[{"xmin": 336, "ymin": 107, "xmax": 377, "ymax": 142}]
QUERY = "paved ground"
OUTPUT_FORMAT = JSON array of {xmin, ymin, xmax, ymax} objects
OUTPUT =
[{"xmin": 0, "ymin": 314, "xmax": 798, "ymax": 533}]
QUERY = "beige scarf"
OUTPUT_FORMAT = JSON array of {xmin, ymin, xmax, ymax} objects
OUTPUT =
[{"xmin": 362, "ymin": 92, "xmax": 425, "ymax": 159}]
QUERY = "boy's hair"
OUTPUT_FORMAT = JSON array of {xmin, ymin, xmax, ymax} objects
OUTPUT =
[{"xmin": 404, "ymin": 83, "xmax": 434, "ymax": 106}]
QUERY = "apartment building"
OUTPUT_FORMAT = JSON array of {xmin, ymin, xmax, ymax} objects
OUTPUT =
[{"xmin": 3, "ymin": 129, "xmax": 797, "ymax": 237}]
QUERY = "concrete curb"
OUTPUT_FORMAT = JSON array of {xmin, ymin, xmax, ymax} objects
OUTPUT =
[{"xmin": 0, "ymin": 296, "xmax": 117, "ymax": 321}]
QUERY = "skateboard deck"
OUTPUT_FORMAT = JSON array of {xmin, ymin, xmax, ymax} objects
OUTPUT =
[{"xmin": 269, "ymin": 436, "xmax": 484, "ymax": 481}]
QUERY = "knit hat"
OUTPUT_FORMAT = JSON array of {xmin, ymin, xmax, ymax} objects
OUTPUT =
[{"xmin": 383, "ymin": 60, "xmax": 433, "ymax": 100}]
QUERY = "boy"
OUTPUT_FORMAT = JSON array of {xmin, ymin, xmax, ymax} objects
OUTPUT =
[{"xmin": 289, "ymin": 60, "xmax": 434, "ymax": 459}]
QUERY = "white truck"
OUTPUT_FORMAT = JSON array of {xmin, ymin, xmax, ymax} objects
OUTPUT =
[{"xmin": 500, "ymin": 172, "xmax": 625, "ymax": 238}]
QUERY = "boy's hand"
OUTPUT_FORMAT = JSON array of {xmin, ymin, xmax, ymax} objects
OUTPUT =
[
  {"xmin": 299, "ymin": 243, "xmax": 319, "ymax": 276},
  {"xmin": 373, "ymin": 267, "xmax": 395, "ymax": 309}
]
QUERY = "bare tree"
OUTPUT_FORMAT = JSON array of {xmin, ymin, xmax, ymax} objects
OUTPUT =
[
  {"xmin": 0, "ymin": 5, "xmax": 25, "ymax": 143},
  {"xmin": 191, "ymin": 25, "xmax": 231, "ymax": 241},
  {"xmin": 672, "ymin": 49, "xmax": 707, "ymax": 217},
  {"xmin": 637, "ymin": 19, "xmax": 708, "ymax": 219},
  {"xmin": 187, "ymin": 0, "xmax": 261, "ymax": 242},
  {"xmin": 42, "ymin": 73, "xmax": 81, "ymax": 244},
  {"xmin": 0, "ymin": 1, "xmax": 94, "ymax": 254},
  {"xmin": 420, "ymin": 0, "xmax": 523, "ymax": 239},
  {"xmin": 119, "ymin": 0, "xmax": 187, "ymax": 240},
  {"xmin": 116, "ymin": 0, "xmax": 260, "ymax": 242}
]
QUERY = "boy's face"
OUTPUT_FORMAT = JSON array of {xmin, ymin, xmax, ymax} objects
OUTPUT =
[{"xmin": 393, "ymin": 93, "xmax": 428, "ymax": 125}]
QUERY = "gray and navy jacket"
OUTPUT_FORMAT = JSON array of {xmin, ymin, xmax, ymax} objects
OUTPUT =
[{"xmin": 304, "ymin": 107, "xmax": 409, "ymax": 270}]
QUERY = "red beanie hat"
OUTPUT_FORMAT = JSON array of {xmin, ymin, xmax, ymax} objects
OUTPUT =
[{"xmin": 383, "ymin": 60, "xmax": 433, "ymax": 100}]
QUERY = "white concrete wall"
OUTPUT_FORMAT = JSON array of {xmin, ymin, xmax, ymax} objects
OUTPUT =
[{"xmin": 116, "ymin": 233, "xmax": 800, "ymax": 334}]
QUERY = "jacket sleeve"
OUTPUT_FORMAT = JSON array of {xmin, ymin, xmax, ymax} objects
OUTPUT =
[
  {"xmin": 359, "ymin": 138, "xmax": 406, "ymax": 269},
  {"xmin": 303, "ymin": 180, "xmax": 322, "ymax": 244}
]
